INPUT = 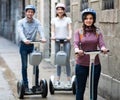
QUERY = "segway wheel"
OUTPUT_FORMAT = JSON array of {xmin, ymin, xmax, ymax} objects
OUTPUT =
[
  {"xmin": 40, "ymin": 79, "xmax": 48, "ymax": 98},
  {"xmin": 17, "ymin": 81, "xmax": 25, "ymax": 99},
  {"xmin": 72, "ymin": 80, "xmax": 76, "ymax": 95},
  {"xmin": 49, "ymin": 79, "xmax": 54, "ymax": 95}
]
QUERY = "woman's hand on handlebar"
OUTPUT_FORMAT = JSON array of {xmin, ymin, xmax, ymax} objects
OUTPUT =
[
  {"xmin": 66, "ymin": 36, "xmax": 71, "ymax": 41},
  {"xmin": 51, "ymin": 36, "xmax": 56, "ymax": 40},
  {"xmin": 75, "ymin": 49, "xmax": 84, "ymax": 57},
  {"xmin": 101, "ymin": 47, "xmax": 108, "ymax": 54},
  {"xmin": 78, "ymin": 50, "xmax": 84, "ymax": 56},
  {"xmin": 41, "ymin": 38, "xmax": 46, "ymax": 43}
]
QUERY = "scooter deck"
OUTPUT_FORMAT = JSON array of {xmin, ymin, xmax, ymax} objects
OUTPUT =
[
  {"xmin": 53, "ymin": 82, "xmax": 72, "ymax": 91},
  {"xmin": 54, "ymin": 86, "xmax": 73, "ymax": 91},
  {"xmin": 25, "ymin": 90, "xmax": 42, "ymax": 95},
  {"xmin": 24, "ymin": 88, "xmax": 43, "ymax": 95},
  {"xmin": 55, "ymin": 88, "xmax": 72, "ymax": 91}
]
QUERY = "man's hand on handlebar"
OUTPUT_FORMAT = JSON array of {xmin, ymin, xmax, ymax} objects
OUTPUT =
[{"xmin": 24, "ymin": 40, "xmax": 31, "ymax": 45}]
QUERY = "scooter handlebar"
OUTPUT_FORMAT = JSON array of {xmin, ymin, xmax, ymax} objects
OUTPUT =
[
  {"xmin": 55, "ymin": 38, "xmax": 67, "ymax": 43},
  {"xmin": 75, "ymin": 50, "xmax": 109, "ymax": 54},
  {"xmin": 84, "ymin": 50, "xmax": 109, "ymax": 53},
  {"xmin": 30, "ymin": 40, "xmax": 42, "ymax": 44}
]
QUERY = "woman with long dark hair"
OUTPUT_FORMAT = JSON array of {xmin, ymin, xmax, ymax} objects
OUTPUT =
[
  {"xmin": 74, "ymin": 8, "xmax": 108, "ymax": 100},
  {"xmin": 51, "ymin": 3, "xmax": 72, "ymax": 86}
]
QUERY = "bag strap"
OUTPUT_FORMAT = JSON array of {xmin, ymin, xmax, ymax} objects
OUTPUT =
[
  {"xmin": 79, "ymin": 28, "xmax": 83, "ymax": 41},
  {"xmin": 78, "ymin": 28, "xmax": 100, "ymax": 40}
]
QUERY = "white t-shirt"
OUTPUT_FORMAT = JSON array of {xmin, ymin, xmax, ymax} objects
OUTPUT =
[{"xmin": 51, "ymin": 16, "xmax": 72, "ymax": 39}]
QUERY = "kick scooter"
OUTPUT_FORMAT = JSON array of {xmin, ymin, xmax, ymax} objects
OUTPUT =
[{"xmin": 17, "ymin": 40, "xmax": 48, "ymax": 99}]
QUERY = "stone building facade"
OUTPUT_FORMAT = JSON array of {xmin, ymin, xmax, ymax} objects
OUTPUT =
[
  {"xmin": 0, "ymin": 0, "xmax": 19, "ymax": 41},
  {"xmin": 0, "ymin": 0, "xmax": 50, "ymax": 58},
  {"xmin": 0, "ymin": 0, "xmax": 120, "ymax": 99}
]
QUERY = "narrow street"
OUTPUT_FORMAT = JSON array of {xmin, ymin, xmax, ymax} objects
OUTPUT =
[
  {"xmin": 0, "ymin": 0, "xmax": 120, "ymax": 99},
  {"xmin": 0, "ymin": 57, "xmax": 16, "ymax": 100},
  {"xmin": 0, "ymin": 37, "xmax": 75, "ymax": 100},
  {"xmin": 0, "ymin": 69, "xmax": 15, "ymax": 100},
  {"xmin": 0, "ymin": 36, "xmax": 106, "ymax": 100}
]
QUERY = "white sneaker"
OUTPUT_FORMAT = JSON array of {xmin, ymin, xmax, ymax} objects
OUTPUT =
[
  {"xmin": 66, "ymin": 81, "xmax": 71, "ymax": 86},
  {"xmin": 55, "ymin": 81, "xmax": 60, "ymax": 86}
]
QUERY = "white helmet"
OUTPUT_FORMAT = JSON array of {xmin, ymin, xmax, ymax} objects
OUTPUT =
[{"xmin": 56, "ymin": 3, "xmax": 66, "ymax": 10}]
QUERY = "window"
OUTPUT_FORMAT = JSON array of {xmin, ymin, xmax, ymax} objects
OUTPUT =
[
  {"xmin": 0, "ymin": 0, "xmax": 1, "ymax": 21},
  {"xmin": 81, "ymin": 0, "xmax": 88, "ymax": 11},
  {"xmin": 65, "ymin": 0, "xmax": 70, "ymax": 12},
  {"xmin": 6, "ymin": 0, "xmax": 11, "ymax": 20},
  {"xmin": 102, "ymin": 0, "xmax": 114, "ymax": 10},
  {"xmin": 22, "ymin": 0, "xmax": 25, "ymax": 18}
]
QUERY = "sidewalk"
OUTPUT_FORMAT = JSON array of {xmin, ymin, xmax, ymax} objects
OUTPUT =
[
  {"xmin": 0, "ymin": 64, "xmax": 15, "ymax": 100},
  {"xmin": 0, "ymin": 36, "xmax": 106, "ymax": 100}
]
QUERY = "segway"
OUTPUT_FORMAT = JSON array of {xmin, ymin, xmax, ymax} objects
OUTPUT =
[
  {"xmin": 84, "ymin": 50, "xmax": 109, "ymax": 100},
  {"xmin": 17, "ymin": 40, "xmax": 48, "ymax": 99},
  {"xmin": 49, "ymin": 39, "xmax": 76, "ymax": 95}
]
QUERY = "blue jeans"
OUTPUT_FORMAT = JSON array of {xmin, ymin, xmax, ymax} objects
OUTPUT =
[
  {"xmin": 55, "ymin": 41, "xmax": 71, "ymax": 77},
  {"xmin": 75, "ymin": 64, "xmax": 101, "ymax": 100},
  {"xmin": 20, "ymin": 42, "xmax": 39, "ymax": 87}
]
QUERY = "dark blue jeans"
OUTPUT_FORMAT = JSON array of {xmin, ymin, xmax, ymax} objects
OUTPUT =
[
  {"xmin": 20, "ymin": 42, "xmax": 39, "ymax": 88},
  {"xmin": 75, "ymin": 64, "xmax": 101, "ymax": 100}
]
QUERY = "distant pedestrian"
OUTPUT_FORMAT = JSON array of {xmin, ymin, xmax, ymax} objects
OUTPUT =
[
  {"xmin": 17, "ymin": 5, "xmax": 46, "ymax": 93},
  {"xmin": 74, "ymin": 8, "xmax": 108, "ymax": 100}
]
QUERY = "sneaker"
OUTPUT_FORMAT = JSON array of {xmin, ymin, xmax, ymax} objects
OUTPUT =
[
  {"xmin": 55, "ymin": 80, "xmax": 60, "ymax": 86},
  {"xmin": 66, "ymin": 81, "xmax": 71, "ymax": 86},
  {"xmin": 25, "ymin": 87, "xmax": 32, "ymax": 94}
]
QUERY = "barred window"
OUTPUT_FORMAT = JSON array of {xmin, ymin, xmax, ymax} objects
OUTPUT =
[
  {"xmin": 81, "ymin": 0, "xmax": 88, "ymax": 11},
  {"xmin": 6, "ymin": 0, "xmax": 11, "ymax": 20},
  {"xmin": 102, "ymin": 0, "xmax": 114, "ymax": 10},
  {"xmin": 0, "ymin": 0, "xmax": 2, "ymax": 20},
  {"xmin": 65, "ymin": 0, "xmax": 70, "ymax": 12},
  {"xmin": 22, "ymin": 0, "xmax": 25, "ymax": 18}
]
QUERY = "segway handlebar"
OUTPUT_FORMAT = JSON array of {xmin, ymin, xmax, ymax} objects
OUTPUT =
[
  {"xmin": 55, "ymin": 38, "xmax": 68, "ymax": 43},
  {"xmin": 75, "ymin": 50, "xmax": 109, "ymax": 55},
  {"xmin": 30, "ymin": 40, "xmax": 42, "ymax": 44},
  {"xmin": 84, "ymin": 50, "xmax": 109, "ymax": 53}
]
